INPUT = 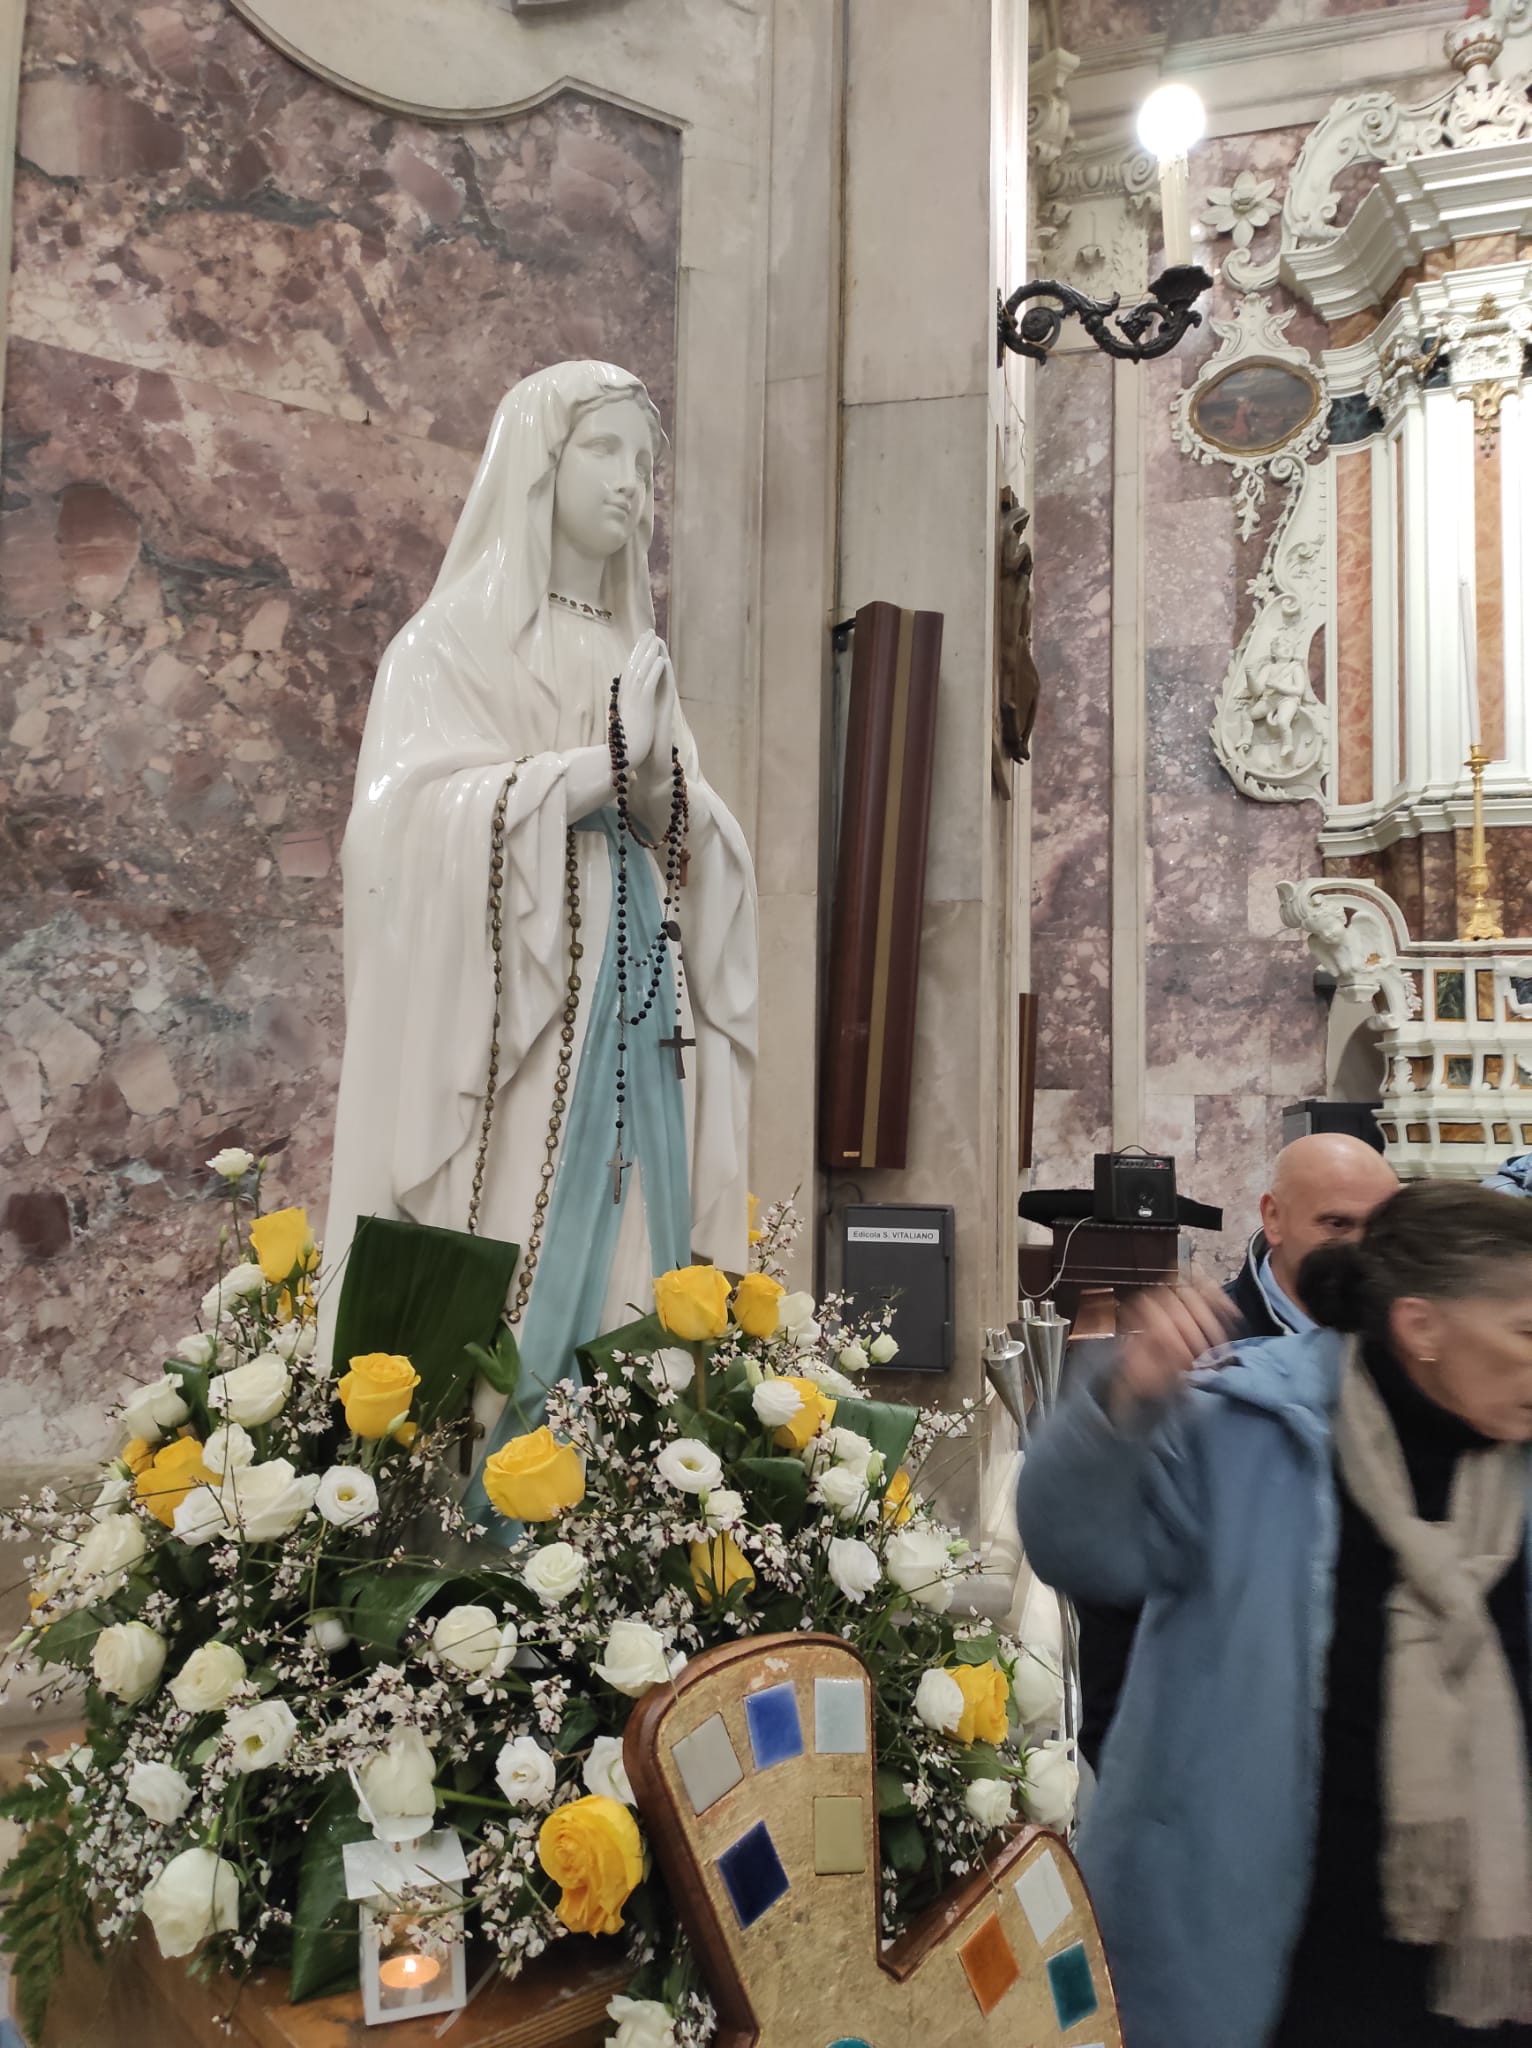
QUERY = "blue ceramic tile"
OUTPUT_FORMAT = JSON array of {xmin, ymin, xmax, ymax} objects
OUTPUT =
[
  {"xmin": 1047, "ymin": 1942, "xmax": 1099, "ymax": 2031},
  {"xmin": 717, "ymin": 1820, "xmax": 790, "ymax": 1930},
  {"xmin": 744, "ymin": 1682, "xmax": 804, "ymax": 1770},
  {"xmin": 814, "ymin": 1675, "xmax": 867, "ymax": 1754}
]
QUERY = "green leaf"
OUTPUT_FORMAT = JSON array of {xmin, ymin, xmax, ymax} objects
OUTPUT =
[
  {"xmin": 831, "ymin": 1395, "xmax": 919, "ymax": 1478},
  {"xmin": 736, "ymin": 1455, "xmax": 810, "ymax": 1529},
  {"xmin": 464, "ymin": 1325, "xmax": 522, "ymax": 1397},
  {"xmin": 950, "ymin": 1631, "xmax": 1002, "ymax": 1668},
  {"xmin": 576, "ymin": 1313, "xmax": 668, "ymax": 1382},
  {"xmin": 876, "ymin": 1769, "xmax": 914, "ymax": 1816},
  {"xmin": 330, "ymin": 1216, "xmax": 521, "ymax": 1432},
  {"xmin": 956, "ymin": 1744, "xmax": 1010, "ymax": 1782},
  {"xmin": 558, "ymin": 1698, "xmax": 601, "ymax": 1753},
  {"xmin": 344, "ymin": 1567, "xmax": 457, "ymax": 1654},
  {"xmin": 32, "ymin": 1607, "xmax": 104, "ymax": 1670},
  {"xmin": 289, "ymin": 1774, "xmax": 373, "ymax": 2003},
  {"xmin": 882, "ymin": 1815, "xmax": 928, "ymax": 1874}
]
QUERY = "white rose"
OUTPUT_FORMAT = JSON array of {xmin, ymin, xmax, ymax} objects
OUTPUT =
[
  {"xmin": 583, "ymin": 1733, "xmax": 635, "ymax": 1807},
  {"xmin": 92, "ymin": 1621, "xmax": 166, "ymax": 1704},
  {"xmin": 775, "ymin": 1292, "xmax": 818, "ymax": 1337},
  {"xmin": 126, "ymin": 1760, "xmax": 194, "ymax": 1825},
  {"xmin": 172, "ymin": 1485, "xmax": 234, "ymax": 1550},
  {"xmin": 93, "ymin": 1466, "xmax": 135, "ymax": 1518},
  {"xmin": 495, "ymin": 1735, "xmax": 557, "ymax": 1807},
  {"xmin": 207, "ymin": 1353, "xmax": 289, "ymax": 1429},
  {"xmin": 606, "ymin": 1995, "xmax": 677, "ymax": 2048},
  {"xmin": 73, "ymin": 1513, "xmax": 148, "ymax": 1595},
  {"xmin": 142, "ymin": 1846, "xmax": 239, "ymax": 1958},
  {"xmin": 816, "ymin": 1466, "xmax": 870, "ymax": 1521},
  {"xmin": 202, "ymin": 1424, "xmax": 256, "ymax": 1478},
  {"xmin": 200, "ymin": 1263, "xmax": 266, "ymax": 1322},
  {"xmin": 914, "ymin": 1667, "xmax": 964, "ymax": 1735},
  {"xmin": 358, "ymin": 1728, "xmax": 437, "ymax": 1825},
  {"xmin": 432, "ymin": 1605, "xmax": 518, "ymax": 1680},
  {"xmin": 1023, "ymin": 1739, "xmax": 1080, "ymax": 1831},
  {"xmin": 795, "ymin": 1359, "xmax": 857, "ymax": 1398},
  {"xmin": 703, "ymin": 1488, "xmax": 745, "ymax": 1532},
  {"xmin": 837, "ymin": 1342, "xmax": 870, "ymax": 1375},
  {"xmin": 1012, "ymin": 1643, "xmax": 1065, "ymax": 1732},
  {"xmin": 173, "ymin": 1334, "xmax": 217, "ymax": 1369},
  {"xmin": 309, "ymin": 1613, "xmax": 350, "ymax": 1655},
  {"xmin": 225, "ymin": 1698, "xmax": 298, "ymax": 1773},
  {"xmin": 649, "ymin": 1349, "xmax": 696, "ymax": 1395},
  {"xmin": 965, "ymin": 1777, "xmax": 1015, "ymax": 1830},
  {"xmin": 827, "ymin": 1536, "xmax": 880, "ymax": 1604},
  {"xmin": 226, "ymin": 1460, "xmax": 318, "ymax": 1543},
  {"xmin": 655, "ymin": 1439, "xmax": 724, "ymax": 1495},
  {"xmin": 594, "ymin": 1619, "xmax": 676, "ymax": 1698},
  {"xmin": 751, "ymin": 1379, "xmax": 803, "ymax": 1429},
  {"xmin": 886, "ymin": 1526, "xmax": 955, "ymax": 1613},
  {"xmin": 521, "ymin": 1542, "xmax": 587, "ymax": 1606},
  {"xmin": 826, "ymin": 1427, "xmax": 875, "ymax": 1474},
  {"xmin": 169, "ymin": 1641, "xmax": 247, "ymax": 1715},
  {"xmin": 869, "ymin": 1332, "xmax": 900, "ymax": 1366},
  {"xmin": 121, "ymin": 1375, "xmax": 190, "ymax": 1444},
  {"xmin": 315, "ymin": 1465, "xmax": 379, "ymax": 1529},
  {"xmin": 208, "ymin": 1147, "xmax": 255, "ymax": 1179}
]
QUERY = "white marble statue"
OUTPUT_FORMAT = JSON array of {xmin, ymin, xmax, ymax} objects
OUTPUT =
[{"xmin": 324, "ymin": 361, "xmax": 757, "ymax": 1502}]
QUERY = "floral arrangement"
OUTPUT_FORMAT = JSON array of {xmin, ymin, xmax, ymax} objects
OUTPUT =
[{"xmin": 0, "ymin": 1164, "xmax": 1071, "ymax": 2048}]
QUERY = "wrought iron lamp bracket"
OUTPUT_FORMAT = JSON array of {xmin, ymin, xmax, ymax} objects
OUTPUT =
[{"xmin": 997, "ymin": 262, "xmax": 1213, "ymax": 366}]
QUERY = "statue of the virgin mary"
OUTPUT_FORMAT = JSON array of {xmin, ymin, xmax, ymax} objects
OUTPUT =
[{"xmin": 324, "ymin": 361, "xmax": 757, "ymax": 1509}]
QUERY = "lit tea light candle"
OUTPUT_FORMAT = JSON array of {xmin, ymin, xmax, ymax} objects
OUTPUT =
[{"xmin": 378, "ymin": 1950, "xmax": 442, "ymax": 1992}]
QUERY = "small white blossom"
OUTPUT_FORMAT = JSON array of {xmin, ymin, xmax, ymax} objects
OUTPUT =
[
  {"xmin": 583, "ymin": 1734, "xmax": 635, "ymax": 1807},
  {"xmin": 495, "ymin": 1735, "xmax": 557, "ymax": 1807},
  {"xmin": 655, "ymin": 1439, "xmax": 724, "ymax": 1495},
  {"xmin": 208, "ymin": 1148, "xmax": 256, "ymax": 1180},
  {"xmin": 314, "ymin": 1465, "xmax": 379, "ymax": 1529}
]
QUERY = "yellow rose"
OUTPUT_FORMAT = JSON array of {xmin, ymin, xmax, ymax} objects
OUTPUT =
[
  {"xmin": 654, "ymin": 1265, "xmax": 732, "ymax": 1343},
  {"xmin": 950, "ymin": 1660, "xmax": 1011, "ymax": 1746},
  {"xmin": 122, "ymin": 1437, "xmax": 155, "ymax": 1476},
  {"xmin": 881, "ymin": 1469, "xmax": 915, "ymax": 1527},
  {"xmin": 337, "ymin": 1353, "xmax": 421, "ymax": 1440},
  {"xmin": 732, "ymin": 1271, "xmax": 785, "ymax": 1340},
  {"xmin": 537, "ymin": 1794, "xmax": 644, "ymax": 1936},
  {"xmin": 773, "ymin": 1376, "xmax": 836, "ymax": 1452},
  {"xmin": 248, "ymin": 1206, "xmax": 314, "ymax": 1285},
  {"xmin": 689, "ymin": 1534, "xmax": 756, "ymax": 1608},
  {"xmin": 482, "ymin": 1427, "xmax": 585, "ymax": 1523},
  {"xmin": 136, "ymin": 1436, "xmax": 214, "ymax": 1529}
]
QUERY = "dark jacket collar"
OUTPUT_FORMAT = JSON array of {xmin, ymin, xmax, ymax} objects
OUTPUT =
[{"xmin": 1223, "ymin": 1230, "xmax": 1295, "ymax": 1340}]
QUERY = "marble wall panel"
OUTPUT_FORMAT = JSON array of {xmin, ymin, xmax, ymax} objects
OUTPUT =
[
  {"xmin": 0, "ymin": 0, "xmax": 681, "ymax": 1460},
  {"xmin": 1058, "ymin": 0, "xmax": 1417, "ymax": 51}
]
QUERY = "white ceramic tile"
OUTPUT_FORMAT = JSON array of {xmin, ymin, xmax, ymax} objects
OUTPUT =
[
  {"xmin": 814, "ymin": 1676, "xmax": 867, "ymax": 1755},
  {"xmin": 672, "ymin": 1713, "xmax": 743, "ymax": 1816},
  {"xmin": 1014, "ymin": 1847, "xmax": 1073, "ymax": 1946}
]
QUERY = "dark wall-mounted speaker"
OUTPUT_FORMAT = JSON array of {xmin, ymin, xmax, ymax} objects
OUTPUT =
[{"xmin": 1093, "ymin": 1152, "xmax": 1178, "ymax": 1225}]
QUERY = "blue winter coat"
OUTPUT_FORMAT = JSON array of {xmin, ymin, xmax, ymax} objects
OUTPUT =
[{"xmin": 1016, "ymin": 1327, "xmax": 1532, "ymax": 2048}]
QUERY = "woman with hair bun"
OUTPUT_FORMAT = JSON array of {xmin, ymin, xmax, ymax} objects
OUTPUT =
[{"xmin": 1018, "ymin": 1181, "xmax": 1532, "ymax": 2048}]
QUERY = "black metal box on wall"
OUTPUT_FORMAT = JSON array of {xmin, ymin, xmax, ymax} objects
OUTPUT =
[
  {"xmin": 837, "ymin": 1204, "xmax": 954, "ymax": 1373},
  {"xmin": 1093, "ymin": 1152, "xmax": 1177, "ymax": 1225}
]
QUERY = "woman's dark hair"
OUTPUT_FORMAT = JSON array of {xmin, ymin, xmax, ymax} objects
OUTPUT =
[{"xmin": 1298, "ymin": 1181, "xmax": 1532, "ymax": 1339}]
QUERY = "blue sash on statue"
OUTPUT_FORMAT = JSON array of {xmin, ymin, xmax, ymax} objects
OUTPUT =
[{"xmin": 463, "ymin": 809, "xmax": 691, "ymax": 1538}]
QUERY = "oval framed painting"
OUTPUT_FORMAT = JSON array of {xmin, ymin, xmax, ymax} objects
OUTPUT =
[{"xmin": 1188, "ymin": 357, "xmax": 1324, "ymax": 458}]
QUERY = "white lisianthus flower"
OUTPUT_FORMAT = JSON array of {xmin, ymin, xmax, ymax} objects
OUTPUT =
[
  {"xmin": 309, "ymin": 1613, "xmax": 350, "ymax": 1655},
  {"xmin": 121, "ymin": 1374, "xmax": 191, "ymax": 1444},
  {"xmin": 226, "ymin": 1459, "xmax": 318, "ymax": 1543},
  {"xmin": 649, "ymin": 1349, "xmax": 696, "ymax": 1395},
  {"xmin": 794, "ymin": 1359, "xmax": 858, "ymax": 1399},
  {"xmin": 583, "ymin": 1734, "xmax": 635, "ymax": 1807},
  {"xmin": 886, "ymin": 1525, "xmax": 956, "ymax": 1612},
  {"xmin": 207, "ymin": 1147, "xmax": 255, "ymax": 1180},
  {"xmin": 315, "ymin": 1465, "xmax": 379, "ymax": 1529},
  {"xmin": 200, "ymin": 1263, "xmax": 266, "ymax": 1323},
  {"xmin": 1023, "ymin": 1738, "xmax": 1080, "ymax": 1830},
  {"xmin": 594, "ymin": 1619, "xmax": 680, "ymax": 1698},
  {"xmin": 202, "ymin": 1423, "xmax": 256, "ymax": 1478},
  {"xmin": 775, "ymin": 1291, "xmax": 819, "ymax": 1338},
  {"xmin": 1012, "ymin": 1643, "xmax": 1066, "ymax": 1731},
  {"xmin": 965, "ymin": 1777, "xmax": 1015, "ymax": 1830},
  {"xmin": 826, "ymin": 1426, "xmax": 875, "ymax": 1475},
  {"xmin": 92, "ymin": 1466, "xmax": 134, "ymax": 1518},
  {"xmin": 169, "ymin": 1641, "xmax": 247, "ymax": 1714},
  {"xmin": 827, "ymin": 1536, "xmax": 880, "ymax": 1604},
  {"xmin": 173, "ymin": 1484, "xmax": 234, "ymax": 1550},
  {"xmin": 72, "ymin": 1513, "xmax": 147, "ymax": 1595},
  {"xmin": 495, "ymin": 1735, "xmax": 557, "ymax": 1808},
  {"xmin": 432, "ymin": 1605, "xmax": 518, "ymax": 1680},
  {"xmin": 521, "ymin": 1542, "xmax": 587, "ymax": 1606},
  {"xmin": 358, "ymin": 1728, "xmax": 437, "ymax": 1825},
  {"xmin": 207, "ymin": 1353, "xmax": 289, "ymax": 1428},
  {"xmin": 703, "ymin": 1487, "xmax": 745, "ymax": 1532},
  {"xmin": 655, "ymin": 1438, "xmax": 724, "ymax": 1495},
  {"xmin": 606, "ymin": 1994, "xmax": 678, "ymax": 2048},
  {"xmin": 869, "ymin": 1331, "xmax": 900, "ymax": 1366},
  {"xmin": 837, "ymin": 1341, "xmax": 870, "ymax": 1375},
  {"xmin": 92, "ymin": 1621, "xmax": 166, "ymax": 1704},
  {"xmin": 816, "ymin": 1466, "xmax": 870, "ymax": 1522},
  {"xmin": 126, "ymin": 1760, "xmax": 194, "ymax": 1825},
  {"xmin": 142, "ymin": 1847, "xmax": 239, "ymax": 1958},
  {"xmin": 173, "ymin": 1333, "xmax": 217, "ymax": 1369},
  {"xmin": 914, "ymin": 1667, "xmax": 964, "ymax": 1735},
  {"xmin": 751, "ymin": 1379, "xmax": 803, "ymax": 1429},
  {"xmin": 225, "ymin": 1698, "xmax": 298, "ymax": 1773}
]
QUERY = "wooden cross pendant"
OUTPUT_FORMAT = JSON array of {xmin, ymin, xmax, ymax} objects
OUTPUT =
[
  {"xmin": 660, "ymin": 1026, "xmax": 697, "ymax": 1080},
  {"xmin": 607, "ymin": 1146, "xmax": 632, "ymax": 1205}
]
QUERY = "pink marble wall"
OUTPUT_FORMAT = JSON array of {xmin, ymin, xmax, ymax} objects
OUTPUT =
[
  {"xmin": 1059, "ymin": 0, "xmax": 1418, "ymax": 49},
  {"xmin": 0, "ymin": 0, "xmax": 680, "ymax": 1457}
]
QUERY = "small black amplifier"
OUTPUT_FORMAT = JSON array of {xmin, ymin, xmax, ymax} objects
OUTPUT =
[
  {"xmin": 1093, "ymin": 1152, "xmax": 1178, "ymax": 1225},
  {"xmin": 838, "ymin": 1204, "xmax": 954, "ymax": 1373}
]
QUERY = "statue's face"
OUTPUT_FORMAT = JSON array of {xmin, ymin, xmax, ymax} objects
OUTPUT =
[{"xmin": 552, "ymin": 397, "xmax": 654, "ymax": 563}]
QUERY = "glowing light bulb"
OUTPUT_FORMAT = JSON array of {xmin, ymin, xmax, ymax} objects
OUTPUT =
[{"xmin": 1135, "ymin": 82, "xmax": 1206, "ymax": 161}]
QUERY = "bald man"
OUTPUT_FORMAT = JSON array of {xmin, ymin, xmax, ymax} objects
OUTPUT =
[{"xmin": 1074, "ymin": 1132, "xmax": 1398, "ymax": 1771}]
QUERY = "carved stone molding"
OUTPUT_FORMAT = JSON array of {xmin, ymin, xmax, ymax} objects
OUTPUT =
[
  {"xmin": 1173, "ymin": 292, "xmax": 1330, "ymax": 538},
  {"xmin": 1277, "ymin": 876, "xmax": 1418, "ymax": 1026}
]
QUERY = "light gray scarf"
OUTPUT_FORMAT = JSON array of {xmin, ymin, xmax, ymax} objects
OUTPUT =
[{"xmin": 1332, "ymin": 1346, "xmax": 1532, "ymax": 2028}]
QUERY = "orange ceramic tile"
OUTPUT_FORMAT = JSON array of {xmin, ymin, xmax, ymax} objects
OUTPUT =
[{"xmin": 958, "ymin": 1913, "xmax": 1020, "ymax": 2017}]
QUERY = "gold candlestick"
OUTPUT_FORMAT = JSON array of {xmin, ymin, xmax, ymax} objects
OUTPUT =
[{"xmin": 1462, "ymin": 744, "xmax": 1504, "ymax": 942}]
